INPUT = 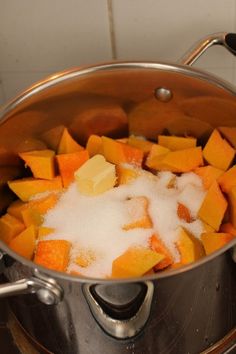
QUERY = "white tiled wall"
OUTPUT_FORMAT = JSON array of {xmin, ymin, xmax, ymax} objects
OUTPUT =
[{"xmin": 0, "ymin": 0, "xmax": 236, "ymax": 104}]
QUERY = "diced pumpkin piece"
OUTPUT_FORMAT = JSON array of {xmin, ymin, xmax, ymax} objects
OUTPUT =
[
  {"xmin": 9, "ymin": 225, "xmax": 36, "ymax": 259},
  {"xmin": 7, "ymin": 200, "xmax": 26, "ymax": 221},
  {"xmin": 198, "ymin": 181, "xmax": 227, "ymax": 231},
  {"xmin": 220, "ymin": 222, "xmax": 236, "ymax": 236},
  {"xmin": 86, "ymin": 134, "xmax": 103, "ymax": 157},
  {"xmin": 56, "ymin": 150, "xmax": 89, "ymax": 188},
  {"xmin": 158, "ymin": 147, "xmax": 203, "ymax": 172},
  {"xmin": 218, "ymin": 126, "xmax": 236, "ymax": 148},
  {"xmin": 150, "ymin": 234, "xmax": 173, "ymax": 270},
  {"xmin": 177, "ymin": 203, "xmax": 193, "ymax": 223},
  {"xmin": 176, "ymin": 227, "xmax": 205, "ymax": 264},
  {"xmin": 228, "ymin": 186, "xmax": 236, "ymax": 228},
  {"xmin": 158, "ymin": 135, "xmax": 196, "ymax": 151},
  {"xmin": 22, "ymin": 208, "xmax": 43, "ymax": 227},
  {"xmin": 202, "ymin": 221, "xmax": 215, "ymax": 233},
  {"xmin": 116, "ymin": 164, "xmax": 141, "ymax": 185},
  {"xmin": 111, "ymin": 247, "xmax": 164, "ymax": 278},
  {"xmin": 203, "ymin": 129, "xmax": 235, "ymax": 171},
  {"xmin": 19, "ymin": 149, "xmax": 56, "ymax": 180},
  {"xmin": 0, "ymin": 213, "xmax": 25, "ymax": 244},
  {"xmin": 218, "ymin": 165, "xmax": 236, "ymax": 193},
  {"xmin": 145, "ymin": 144, "xmax": 170, "ymax": 170},
  {"xmin": 101, "ymin": 136, "xmax": 143, "ymax": 167},
  {"xmin": 8, "ymin": 176, "xmax": 63, "ymax": 202},
  {"xmin": 74, "ymin": 154, "xmax": 116, "ymax": 196},
  {"xmin": 75, "ymin": 249, "xmax": 96, "ymax": 267},
  {"xmin": 195, "ymin": 166, "xmax": 224, "ymax": 189},
  {"xmin": 201, "ymin": 232, "xmax": 234, "ymax": 255},
  {"xmin": 127, "ymin": 136, "xmax": 153, "ymax": 155},
  {"xmin": 41, "ymin": 125, "xmax": 65, "ymax": 151},
  {"xmin": 123, "ymin": 196, "xmax": 152, "ymax": 230},
  {"xmin": 38, "ymin": 226, "xmax": 55, "ymax": 240},
  {"xmin": 29, "ymin": 193, "xmax": 59, "ymax": 214},
  {"xmin": 57, "ymin": 128, "xmax": 84, "ymax": 154},
  {"xmin": 34, "ymin": 240, "xmax": 71, "ymax": 272}
]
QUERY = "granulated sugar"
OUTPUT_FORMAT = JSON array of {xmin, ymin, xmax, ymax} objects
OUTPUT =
[{"xmin": 43, "ymin": 171, "xmax": 206, "ymax": 277}]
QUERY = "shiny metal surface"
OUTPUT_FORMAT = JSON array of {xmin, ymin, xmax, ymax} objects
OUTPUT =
[{"xmin": 0, "ymin": 32, "xmax": 235, "ymax": 353}]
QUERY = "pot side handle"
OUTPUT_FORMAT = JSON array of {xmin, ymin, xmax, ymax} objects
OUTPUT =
[{"xmin": 179, "ymin": 32, "xmax": 236, "ymax": 66}]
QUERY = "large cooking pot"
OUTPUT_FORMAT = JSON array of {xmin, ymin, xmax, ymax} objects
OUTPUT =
[{"xmin": 0, "ymin": 33, "xmax": 235, "ymax": 354}]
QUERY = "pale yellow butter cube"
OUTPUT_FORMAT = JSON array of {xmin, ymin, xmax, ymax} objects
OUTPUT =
[{"xmin": 74, "ymin": 155, "xmax": 117, "ymax": 195}]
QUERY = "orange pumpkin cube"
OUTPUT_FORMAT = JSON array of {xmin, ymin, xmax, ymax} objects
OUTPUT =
[
  {"xmin": 159, "ymin": 147, "xmax": 203, "ymax": 172},
  {"xmin": 228, "ymin": 186, "xmax": 236, "ymax": 228},
  {"xmin": 201, "ymin": 232, "xmax": 234, "ymax": 255},
  {"xmin": 218, "ymin": 126, "xmax": 236, "ymax": 148},
  {"xmin": 203, "ymin": 129, "xmax": 235, "ymax": 171},
  {"xmin": 177, "ymin": 203, "xmax": 193, "ymax": 223},
  {"xmin": 218, "ymin": 165, "xmax": 236, "ymax": 193},
  {"xmin": 150, "ymin": 234, "xmax": 173, "ymax": 270},
  {"xmin": 41, "ymin": 125, "xmax": 65, "ymax": 151},
  {"xmin": 19, "ymin": 149, "xmax": 56, "ymax": 180},
  {"xmin": 176, "ymin": 227, "xmax": 205, "ymax": 264},
  {"xmin": 7, "ymin": 200, "xmax": 26, "ymax": 221},
  {"xmin": 0, "ymin": 213, "xmax": 25, "ymax": 244},
  {"xmin": 194, "ymin": 165, "xmax": 224, "ymax": 189},
  {"xmin": 9, "ymin": 225, "xmax": 36, "ymax": 259},
  {"xmin": 101, "ymin": 136, "xmax": 144, "ymax": 167},
  {"xmin": 198, "ymin": 181, "xmax": 227, "ymax": 231},
  {"xmin": 123, "ymin": 196, "xmax": 152, "ymax": 230},
  {"xmin": 158, "ymin": 135, "xmax": 196, "ymax": 151},
  {"xmin": 22, "ymin": 209, "xmax": 43, "ymax": 227},
  {"xmin": 127, "ymin": 136, "xmax": 153, "ymax": 155},
  {"xmin": 111, "ymin": 247, "xmax": 164, "ymax": 278},
  {"xmin": 116, "ymin": 164, "xmax": 141, "ymax": 185},
  {"xmin": 86, "ymin": 134, "xmax": 103, "ymax": 157},
  {"xmin": 34, "ymin": 240, "xmax": 71, "ymax": 272},
  {"xmin": 57, "ymin": 128, "xmax": 84, "ymax": 154},
  {"xmin": 145, "ymin": 144, "xmax": 170, "ymax": 170},
  {"xmin": 8, "ymin": 176, "xmax": 63, "ymax": 201},
  {"xmin": 56, "ymin": 150, "xmax": 89, "ymax": 188}
]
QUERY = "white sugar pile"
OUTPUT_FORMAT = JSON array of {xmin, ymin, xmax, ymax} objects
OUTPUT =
[{"xmin": 42, "ymin": 171, "xmax": 206, "ymax": 278}]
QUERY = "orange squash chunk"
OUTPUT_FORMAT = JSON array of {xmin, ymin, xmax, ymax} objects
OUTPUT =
[
  {"xmin": 19, "ymin": 149, "xmax": 56, "ymax": 180},
  {"xmin": 203, "ymin": 129, "xmax": 235, "ymax": 171},
  {"xmin": 150, "ymin": 234, "xmax": 173, "ymax": 270},
  {"xmin": 101, "ymin": 136, "xmax": 144, "ymax": 167},
  {"xmin": 198, "ymin": 181, "xmax": 227, "ymax": 231},
  {"xmin": 86, "ymin": 134, "xmax": 103, "ymax": 157},
  {"xmin": 56, "ymin": 150, "xmax": 89, "ymax": 188},
  {"xmin": 127, "ymin": 136, "xmax": 153, "ymax": 155},
  {"xmin": 38, "ymin": 226, "xmax": 55, "ymax": 240},
  {"xmin": 57, "ymin": 128, "xmax": 84, "ymax": 154},
  {"xmin": 8, "ymin": 176, "xmax": 63, "ymax": 202},
  {"xmin": 123, "ymin": 196, "xmax": 152, "ymax": 230},
  {"xmin": 201, "ymin": 232, "xmax": 234, "ymax": 255},
  {"xmin": 34, "ymin": 240, "xmax": 71, "ymax": 272},
  {"xmin": 7, "ymin": 200, "xmax": 26, "ymax": 221},
  {"xmin": 218, "ymin": 165, "xmax": 236, "ymax": 193},
  {"xmin": 220, "ymin": 222, "xmax": 236, "ymax": 236},
  {"xmin": 195, "ymin": 166, "xmax": 224, "ymax": 189},
  {"xmin": 41, "ymin": 125, "xmax": 65, "ymax": 151},
  {"xmin": 145, "ymin": 144, "xmax": 170, "ymax": 170},
  {"xmin": 158, "ymin": 135, "xmax": 196, "ymax": 151},
  {"xmin": 9, "ymin": 225, "xmax": 36, "ymax": 259},
  {"xmin": 22, "ymin": 209, "xmax": 43, "ymax": 227},
  {"xmin": 228, "ymin": 186, "xmax": 236, "ymax": 228},
  {"xmin": 0, "ymin": 213, "xmax": 25, "ymax": 244},
  {"xmin": 116, "ymin": 164, "xmax": 140, "ymax": 185},
  {"xmin": 218, "ymin": 126, "xmax": 236, "ymax": 148},
  {"xmin": 177, "ymin": 203, "xmax": 193, "ymax": 223},
  {"xmin": 176, "ymin": 227, "xmax": 205, "ymax": 264},
  {"xmin": 159, "ymin": 147, "xmax": 203, "ymax": 172},
  {"xmin": 112, "ymin": 247, "xmax": 164, "ymax": 278}
]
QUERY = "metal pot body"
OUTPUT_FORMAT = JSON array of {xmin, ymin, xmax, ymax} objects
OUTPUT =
[{"xmin": 0, "ymin": 33, "xmax": 236, "ymax": 354}]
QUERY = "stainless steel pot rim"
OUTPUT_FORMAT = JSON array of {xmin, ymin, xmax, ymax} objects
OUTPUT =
[
  {"xmin": 1, "ymin": 237, "xmax": 235, "ymax": 284},
  {"xmin": 1, "ymin": 59, "xmax": 236, "ymax": 121}
]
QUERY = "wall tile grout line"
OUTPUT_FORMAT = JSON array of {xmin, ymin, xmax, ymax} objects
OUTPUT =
[{"xmin": 107, "ymin": 0, "xmax": 117, "ymax": 60}]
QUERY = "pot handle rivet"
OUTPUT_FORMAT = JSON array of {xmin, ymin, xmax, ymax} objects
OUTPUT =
[{"xmin": 154, "ymin": 87, "xmax": 173, "ymax": 102}]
